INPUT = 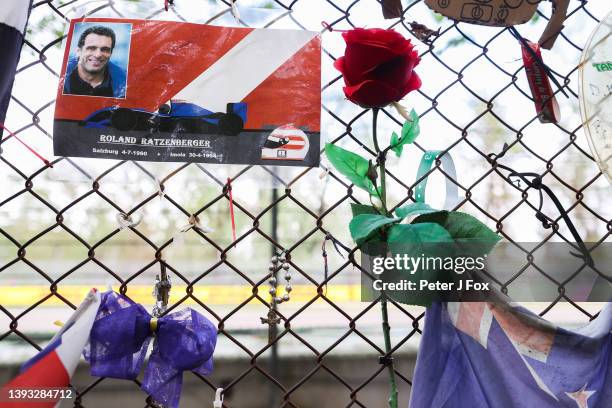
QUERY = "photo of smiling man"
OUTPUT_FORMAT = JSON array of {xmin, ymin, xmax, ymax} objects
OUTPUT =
[{"xmin": 63, "ymin": 22, "xmax": 131, "ymax": 98}]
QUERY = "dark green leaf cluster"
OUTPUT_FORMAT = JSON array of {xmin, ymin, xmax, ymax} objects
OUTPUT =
[
  {"xmin": 325, "ymin": 110, "xmax": 500, "ymax": 306},
  {"xmin": 349, "ymin": 202, "xmax": 500, "ymax": 251},
  {"xmin": 390, "ymin": 109, "xmax": 419, "ymax": 158}
]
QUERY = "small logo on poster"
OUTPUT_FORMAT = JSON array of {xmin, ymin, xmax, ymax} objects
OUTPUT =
[{"xmin": 261, "ymin": 124, "xmax": 310, "ymax": 161}]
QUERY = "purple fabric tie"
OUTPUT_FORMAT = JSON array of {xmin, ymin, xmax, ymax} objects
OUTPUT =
[{"xmin": 85, "ymin": 291, "xmax": 217, "ymax": 408}]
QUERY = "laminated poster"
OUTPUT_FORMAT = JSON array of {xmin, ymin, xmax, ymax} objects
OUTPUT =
[{"xmin": 53, "ymin": 18, "xmax": 321, "ymax": 167}]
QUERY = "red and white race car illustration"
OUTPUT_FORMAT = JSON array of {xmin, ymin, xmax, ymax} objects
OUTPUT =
[{"xmin": 261, "ymin": 124, "xmax": 310, "ymax": 161}]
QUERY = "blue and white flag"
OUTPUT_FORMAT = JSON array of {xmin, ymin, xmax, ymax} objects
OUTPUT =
[
  {"xmin": 410, "ymin": 301, "xmax": 611, "ymax": 408},
  {"xmin": 0, "ymin": 0, "xmax": 32, "ymax": 134}
]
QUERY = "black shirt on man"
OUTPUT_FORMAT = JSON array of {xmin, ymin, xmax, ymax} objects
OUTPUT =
[{"xmin": 67, "ymin": 68, "xmax": 113, "ymax": 97}]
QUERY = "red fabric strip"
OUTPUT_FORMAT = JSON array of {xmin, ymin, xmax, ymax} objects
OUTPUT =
[
  {"xmin": 0, "ymin": 124, "xmax": 52, "ymax": 167},
  {"xmin": 227, "ymin": 177, "xmax": 236, "ymax": 243},
  {"xmin": 521, "ymin": 41, "xmax": 560, "ymax": 124}
]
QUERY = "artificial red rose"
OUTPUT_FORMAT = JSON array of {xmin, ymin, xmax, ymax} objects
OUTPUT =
[{"xmin": 334, "ymin": 28, "xmax": 421, "ymax": 108}]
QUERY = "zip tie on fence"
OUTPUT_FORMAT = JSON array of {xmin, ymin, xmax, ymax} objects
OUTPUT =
[
  {"xmin": 179, "ymin": 214, "xmax": 213, "ymax": 234},
  {"xmin": 227, "ymin": 177, "xmax": 237, "ymax": 244},
  {"xmin": 213, "ymin": 388, "xmax": 224, "ymax": 408},
  {"xmin": 174, "ymin": 214, "xmax": 214, "ymax": 246},
  {"xmin": 116, "ymin": 212, "xmax": 142, "ymax": 230},
  {"xmin": 321, "ymin": 21, "xmax": 348, "ymax": 33},
  {"xmin": 0, "ymin": 123, "xmax": 52, "ymax": 167}
]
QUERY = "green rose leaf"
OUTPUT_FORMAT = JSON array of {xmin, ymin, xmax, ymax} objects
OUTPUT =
[
  {"xmin": 352, "ymin": 205, "xmax": 385, "ymax": 255},
  {"xmin": 349, "ymin": 214, "xmax": 400, "ymax": 245},
  {"xmin": 412, "ymin": 211, "xmax": 501, "ymax": 255},
  {"xmin": 390, "ymin": 109, "xmax": 420, "ymax": 157},
  {"xmin": 401, "ymin": 109, "xmax": 420, "ymax": 143},
  {"xmin": 390, "ymin": 131, "xmax": 400, "ymax": 153},
  {"xmin": 395, "ymin": 202, "xmax": 437, "ymax": 219},
  {"xmin": 384, "ymin": 222, "xmax": 454, "ymax": 307},
  {"xmin": 325, "ymin": 143, "xmax": 376, "ymax": 195},
  {"xmin": 387, "ymin": 222, "xmax": 453, "ymax": 244},
  {"xmin": 386, "ymin": 222, "xmax": 455, "ymax": 276},
  {"xmin": 350, "ymin": 203, "xmax": 379, "ymax": 217}
]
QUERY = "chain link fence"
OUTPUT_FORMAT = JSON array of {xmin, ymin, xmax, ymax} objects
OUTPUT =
[{"xmin": 0, "ymin": 0, "xmax": 609, "ymax": 407}]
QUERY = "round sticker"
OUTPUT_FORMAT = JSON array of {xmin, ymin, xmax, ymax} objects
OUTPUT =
[{"xmin": 579, "ymin": 11, "xmax": 612, "ymax": 184}]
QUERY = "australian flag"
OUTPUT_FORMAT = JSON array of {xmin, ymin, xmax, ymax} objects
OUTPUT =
[
  {"xmin": 0, "ymin": 0, "xmax": 32, "ymax": 135},
  {"xmin": 410, "ymin": 301, "xmax": 611, "ymax": 408}
]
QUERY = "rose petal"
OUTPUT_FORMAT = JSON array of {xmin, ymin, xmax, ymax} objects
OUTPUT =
[
  {"xmin": 343, "ymin": 80, "xmax": 404, "ymax": 108},
  {"xmin": 400, "ymin": 71, "xmax": 422, "ymax": 97},
  {"xmin": 337, "ymin": 27, "xmax": 421, "ymax": 107},
  {"xmin": 333, "ymin": 56, "xmax": 346, "ymax": 74},
  {"xmin": 358, "ymin": 35, "xmax": 413, "ymax": 53},
  {"xmin": 367, "ymin": 55, "xmax": 411, "ymax": 86},
  {"xmin": 344, "ymin": 28, "xmax": 408, "ymax": 49},
  {"xmin": 343, "ymin": 28, "xmax": 414, "ymax": 56},
  {"xmin": 395, "ymin": 53, "xmax": 421, "ymax": 96},
  {"xmin": 343, "ymin": 42, "xmax": 407, "ymax": 84}
]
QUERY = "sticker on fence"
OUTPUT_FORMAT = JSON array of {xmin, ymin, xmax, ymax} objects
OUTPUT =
[
  {"xmin": 579, "ymin": 10, "xmax": 612, "ymax": 184},
  {"xmin": 53, "ymin": 18, "xmax": 321, "ymax": 167},
  {"xmin": 423, "ymin": 0, "xmax": 569, "ymax": 49}
]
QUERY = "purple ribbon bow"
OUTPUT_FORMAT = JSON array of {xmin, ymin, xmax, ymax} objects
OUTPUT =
[{"xmin": 86, "ymin": 291, "xmax": 217, "ymax": 408}]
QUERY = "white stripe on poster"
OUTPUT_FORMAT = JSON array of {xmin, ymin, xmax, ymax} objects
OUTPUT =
[{"xmin": 173, "ymin": 28, "xmax": 318, "ymax": 113}]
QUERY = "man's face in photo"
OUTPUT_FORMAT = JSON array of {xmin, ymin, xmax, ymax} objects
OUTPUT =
[{"xmin": 77, "ymin": 33, "xmax": 113, "ymax": 74}]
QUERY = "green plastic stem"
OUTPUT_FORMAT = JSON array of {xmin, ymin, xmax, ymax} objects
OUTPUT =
[{"xmin": 372, "ymin": 108, "xmax": 398, "ymax": 408}]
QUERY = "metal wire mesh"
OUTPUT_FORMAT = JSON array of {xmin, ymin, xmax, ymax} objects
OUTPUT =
[{"xmin": 0, "ymin": 0, "xmax": 610, "ymax": 407}]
